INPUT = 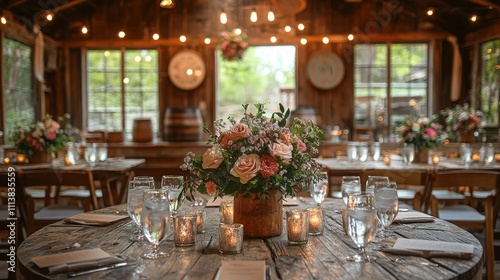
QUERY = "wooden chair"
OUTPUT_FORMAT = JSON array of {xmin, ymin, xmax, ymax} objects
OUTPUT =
[
  {"xmin": 428, "ymin": 170, "xmax": 499, "ymax": 280},
  {"xmin": 17, "ymin": 170, "xmax": 100, "ymax": 236},
  {"xmin": 360, "ymin": 169, "xmax": 432, "ymax": 211}
]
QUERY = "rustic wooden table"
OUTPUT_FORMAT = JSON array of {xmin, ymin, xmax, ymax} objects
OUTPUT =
[{"xmin": 17, "ymin": 198, "xmax": 483, "ymax": 279}]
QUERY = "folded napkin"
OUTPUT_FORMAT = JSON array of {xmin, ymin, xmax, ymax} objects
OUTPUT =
[
  {"xmin": 381, "ymin": 248, "xmax": 472, "ymax": 260},
  {"xmin": 48, "ymin": 256, "xmax": 124, "ymax": 274},
  {"xmin": 382, "ymin": 238, "xmax": 474, "ymax": 260},
  {"xmin": 394, "ymin": 211, "xmax": 435, "ymax": 223},
  {"xmin": 64, "ymin": 213, "xmax": 128, "ymax": 226}
]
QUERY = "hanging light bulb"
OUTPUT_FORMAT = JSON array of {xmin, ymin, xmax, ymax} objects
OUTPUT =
[
  {"xmin": 267, "ymin": 10, "xmax": 275, "ymax": 22},
  {"xmin": 160, "ymin": 0, "xmax": 175, "ymax": 8},
  {"xmin": 298, "ymin": 23, "xmax": 305, "ymax": 31},
  {"xmin": 284, "ymin": 25, "xmax": 291, "ymax": 32},
  {"xmin": 270, "ymin": 36, "xmax": 277, "ymax": 43},
  {"xmin": 204, "ymin": 38, "xmax": 211, "ymax": 44},
  {"xmin": 118, "ymin": 31, "xmax": 125, "ymax": 38},
  {"xmin": 46, "ymin": 12, "xmax": 53, "ymax": 21},
  {"xmin": 250, "ymin": 8, "xmax": 257, "ymax": 22},
  {"xmin": 470, "ymin": 14, "xmax": 477, "ymax": 22},
  {"xmin": 152, "ymin": 33, "xmax": 160, "ymax": 40},
  {"xmin": 347, "ymin": 34, "xmax": 354, "ymax": 41},
  {"xmin": 300, "ymin": 38, "xmax": 307, "ymax": 45},
  {"xmin": 220, "ymin": 10, "xmax": 227, "ymax": 24},
  {"xmin": 1, "ymin": 16, "xmax": 7, "ymax": 25},
  {"xmin": 322, "ymin": 37, "xmax": 329, "ymax": 44},
  {"xmin": 234, "ymin": 28, "xmax": 242, "ymax": 35},
  {"xmin": 179, "ymin": 35, "xmax": 187, "ymax": 42},
  {"xmin": 81, "ymin": 25, "xmax": 88, "ymax": 34},
  {"xmin": 426, "ymin": 8, "xmax": 434, "ymax": 16}
]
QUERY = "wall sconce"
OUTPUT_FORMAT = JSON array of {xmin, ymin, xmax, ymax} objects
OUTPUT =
[{"xmin": 160, "ymin": 0, "xmax": 175, "ymax": 8}]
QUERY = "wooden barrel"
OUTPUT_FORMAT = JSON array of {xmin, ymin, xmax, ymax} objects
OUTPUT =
[
  {"xmin": 163, "ymin": 107, "xmax": 203, "ymax": 142},
  {"xmin": 132, "ymin": 119, "xmax": 153, "ymax": 142}
]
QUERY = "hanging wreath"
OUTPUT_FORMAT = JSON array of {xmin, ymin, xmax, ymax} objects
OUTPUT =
[{"xmin": 219, "ymin": 29, "xmax": 248, "ymax": 61}]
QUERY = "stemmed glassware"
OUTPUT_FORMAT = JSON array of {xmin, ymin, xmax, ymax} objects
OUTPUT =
[
  {"xmin": 374, "ymin": 181, "xmax": 399, "ymax": 237},
  {"xmin": 127, "ymin": 176, "xmax": 154, "ymax": 241},
  {"xmin": 161, "ymin": 175, "xmax": 185, "ymax": 215},
  {"xmin": 310, "ymin": 171, "xmax": 328, "ymax": 205},
  {"xmin": 141, "ymin": 189, "xmax": 170, "ymax": 259},
  {"xmin": 365, "ymin": 176, "xmax": 389, "ymax": 195},
  {"xmin": 346, "ymin": 192, "xmax": 378, "ymax": 263},
  {"xmin": 341, "ymin": 176, "xmax": 361, "ymax": 205}
]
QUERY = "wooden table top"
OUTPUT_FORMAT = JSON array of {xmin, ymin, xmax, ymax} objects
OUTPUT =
[{"xmin": 17, "ymin": 198, "xmax": 483, "ymax": 280}]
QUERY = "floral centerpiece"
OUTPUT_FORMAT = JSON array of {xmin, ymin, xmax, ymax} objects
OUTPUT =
[
  {"xmin": 219, "ymin": 29, "xmax": 248, "ymax": 61},
  {"xmin": 8, "ymin": 114, "xmax": 73, "ymax": 160},
  {"xmin": 398, "ymin": 115, "xmax": 447, "ymax": 151},
  {"xmin": 440, "ymin": 104, "xmax": 485, "ymax": 142},
  {"xmin": 181, "ymin": 103, "xmax": 324, "ymax": 237}
]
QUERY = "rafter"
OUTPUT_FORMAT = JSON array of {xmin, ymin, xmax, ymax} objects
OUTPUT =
[{"xmin": 53, "ymin": 0, "xmax": 90, "ymax": 13}]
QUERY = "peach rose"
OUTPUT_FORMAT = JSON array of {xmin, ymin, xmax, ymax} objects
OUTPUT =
[
  {"xmin": 205, "ymin": 181, "xmax": 217, "ymax": 195},
  {"xmin": 44, "ymin": 119, "xmax": 60, "ymax": 130},
  {"xmin": 218, "ymin": 131, "xmax": 232, "ymax": 149},
  {"xmin": 230, "ymin": 123, "xmax": 250, "ymax": 141},
  {"xmin": 259, "ymin": 155, "xmax": 279, "ymax": 178},
  {"xmin": 230, "ymin": 154, "xmax": 261, "ymax": 184},
  {"xmin": 269, "ymin": 141, "xmax": 293, "ymax": 163},
  {"xmin": 280, "ymin": 133, "xmax": 292, "ymax": 145},
  {"xmin": 202, "ymin": 144, "xmax": 223, "ymax": 169},
  {"xmin": 293, "ymin": 136, "xmax": 307, "ymax": 153}
]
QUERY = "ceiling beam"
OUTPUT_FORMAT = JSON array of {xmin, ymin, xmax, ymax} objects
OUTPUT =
[
  {"xmin": 53, "ymin": 0, "xmax": 89, "ymax": 13},
  {"xmin": 468, "ymin": 0, "xmax": 500, "ymax": 10},
  {"xmin": 6, "ymin": 0, "xmax": 29, "ymax": 9}
]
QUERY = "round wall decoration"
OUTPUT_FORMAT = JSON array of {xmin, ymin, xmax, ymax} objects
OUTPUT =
[
  {"xmin": 306, "ymin": 51, "xmax": 345, "ymax": 90},
  {"xmin": 168, "ymin": 50, "xmax": 206, "ymax": 90}
]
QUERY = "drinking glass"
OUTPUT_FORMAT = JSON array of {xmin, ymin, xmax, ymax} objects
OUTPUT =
[
  {"xmin": 127, "ymin": 177, "xmax": 154, "ymax": 241},
  {"xmin": 346, "ymin": 192, "xmax": 377, "ymax": 263},
  {"xmin": 96, "ymin": 143, "xmax": 108, "ymax": 162},
  {"xmin": 310, "ymin": 172, "xmax": 328, "ymax": 205},
  {"xmin": 358, "ymin": 143, "xmax": 369, "ymax": 164},
  {"xmin": 371, "ymin": 142, "xmax": 381, "ymax": 161},
  {"xmin": 483, "ymin": 143, "xmax": 494, "ymax": 165},
  {"xmin": 374, "ymin": 181, "xmax": 398, "ymax": 237},
  {"xmin": 347, "ymin": 142, "xmax": 358, "ymax": 162},
  {"xmin": 341, "ymin": 176, "xmax": 361, "ymax": 205},
  {"xmin": 461, "ymin": 145, "xmax": 472, "ymax": 168},
  {"xmin": 141, "ymin": 189, "xmax": 170, "ymax": 259},
  {"xmin": 365, "ymin": 175, "xmax": 389, "ymax": 195},
  {"xmin": 402, "ymin": 143, "xmax": 415, "ymax": 166},
  {"xmin": 84, "ymin": 144, "xmax": 97, "ymax": 167},
  {"xmin": 161, "ymin": 175, "xmax": 185, "ymax": 215}
]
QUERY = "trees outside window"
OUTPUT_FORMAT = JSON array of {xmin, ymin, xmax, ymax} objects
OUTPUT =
[{"xmin": 479, "ymin": 39, "xmax": 500, "ymax": 127}]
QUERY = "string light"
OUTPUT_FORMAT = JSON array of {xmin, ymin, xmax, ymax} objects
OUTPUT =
[
  {"xmin": 179, "ymin": 35, "xmax": 187, "ymax": 42},
  {"xmin": 81, "ymin": 25, "xmax": 88, "ymax": 34},
  {"xmin": 270, "ymin": 36, "xmax": 277, "ymax": 43},
  {"xmin": 159, "ymin": 0, "xmax": 175, "ymax": 8},
  {"xmin": 234, "ymin": 28, "xmax": 242, "ymax": 35},
  {"xmin": 267, "ymin": 10, "xmax": 275, "ymax": 21},
  {"xmin": 118, "ymin": 31, "xmax": 125, "ymax": 38},
  {"xmin": 300, "ymin": 38, "xmax": 307, "ymax": 45},
  {"xmin": 220, "ymin": 10, "xmax": 227, "ymax": 24},
  {"xmin": 426, "ymin": 8, "xmax": 434, "ymax": 16},
  {"xmin": 204, "ymin": 38, "xmax": 211, "ymax": 44},
  {"xmin": 46, "ymin": 12, "xmax": 53, "ymax": 21},
  {"xmin": 347, "ymin": 34, "xmax": 354, "ymax": 41},
  {"xmin": 145, "ymin": 55, "xmax": 152, "ymax": 62},
  {"xmin": 322, "ymin": 37, "xmax": 329, "ymax": 44},
  {"xmin": 250, "ymin": 8, "xmax": 257, "ymax": 22},
  {"xmin": 152, "ymin": 33, "xmax": 160, "ymax": 40},
  {"xmin": 284, "ymin": 26, "xmax": 291, "ymax": 32},
  {"xmin": 1, "ymin": 16, "xmax": 7, "ymax": 25},
  {"xmin": 297, "ymin": 23, "xmax": 305, "ymax": 31},
  {"xmin": 470, "ymin": 14, "xmax": 477, "ymax": 22}
]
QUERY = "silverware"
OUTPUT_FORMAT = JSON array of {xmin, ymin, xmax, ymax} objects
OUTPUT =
[{"xmin": 67, "ymin": 262, "xmax": 132, "ymax": 277}]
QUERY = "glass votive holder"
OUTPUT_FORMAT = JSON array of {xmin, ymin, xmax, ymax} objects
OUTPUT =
[
  {"xmin": 16, "ymin": 154, "xmax": 26, "ymax": 164},
  {"xmin": 3, "ymin": 157, "xmax": 11, "ymax": 165},
  {"xmin": 286, "ymin": 209, "xmax": 309, "ymax": 245},
  {"xmin": 173, "ymin": 214, "xmax": 196, "ymax": 247},
  {"xmin": 383, "ymin": 155, "xmax": 391, "ymax": 166},
  {"xmin": 220, "ymin": 201, "xmax": 234, "ymax": 224},
  {"xmin": 219, "ymin": 223, "xmax": 243, "ymax": 254},
  {"xmin": 187, "ymin": 210, "xmax": 206, "ymax": 233},
  {"xmin": 307, "ymin": 207, "xmax": 324, "ymax": 235},
  {"xmin": 430, "ymin": 152, "xmax": 441, "ymax": 166},
  {"xmin": 96, "ymin": 143, "xmax": 108, "ymax": 162}
]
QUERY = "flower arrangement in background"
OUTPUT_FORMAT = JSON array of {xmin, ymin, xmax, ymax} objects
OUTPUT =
[
  {"xmin": 9, "ymin": 114, "xmax": 73, "ymax": 158},
  {"xmin": 219, "ymin": 29, "xmax": 248, "ymax": 61},
  {"xmin": 440, "ymin": 104, "xmax": 485, "ymax": 141},
  {"xmin": 397, "ymin": 115, "xmax": 447, "ymax": 150},
  {"xmin": 181, "ymin": 103, "xmax": 324, "ymax": 199}
]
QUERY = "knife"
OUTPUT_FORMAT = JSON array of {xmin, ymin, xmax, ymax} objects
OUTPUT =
[{"xmin": 67, "ymin": 262, "xmax": 132, "ymax": 277}]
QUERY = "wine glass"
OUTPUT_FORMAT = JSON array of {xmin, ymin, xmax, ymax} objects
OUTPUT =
[
  {"xmin": 127, "ymin": 177, "xmax": 154, "ymax": 241},
  {"xmin": 374, "ymin": 181, "xmax": 399, "ymax": 237},
  {"xmin": 310, "ymin": 171, "xmax": 328, "ymax": 205},
  {"xmin": 161, "ymin": 175, "xmax": 185, "ymax": 215},
  {"xmin": 402, "ymin": 143, "xmax": 415, "ymax": 166},
  {"xmin": 141, "ymin": 189, "xmax": 170, "ymax": 259},
  {"xmin": 346, "ymin": 192, "xmax": 378, "ymax": 263},
  {"xmin": 365, "ymin": 175, "xmax": 389, "ymax": 195},
  {"xmin": 341, "ymin": 176, "xmax": 361, "ymax": 205}
]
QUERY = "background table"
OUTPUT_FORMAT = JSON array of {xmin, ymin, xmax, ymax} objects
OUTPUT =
[{"xmin": 18, "ymin": 198, "xmax": 483, "ymax": 279}]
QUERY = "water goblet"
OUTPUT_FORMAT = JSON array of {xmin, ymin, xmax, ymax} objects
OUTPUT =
[
  {"xmin": 127, "ymin": 177, "xmax": 154, "ymax": 241},
  {"xmin": 310, "ymin": 171, "xmax": 328, "ymax": 205},
  {"xmin": 365, "ymin": 175, "xmax": 389, "ymax": 195},
  {"xmin": 402, "ymin": 143, "xmax": 415, "ymax": 166},
  {"xmin": 141, "ymin": 189, "xmax": 170, "ymax": 259},
  {"xmin": 341, "ymin": 176, "xmax": 361, "ymax": 205},
  {"xmin": 346, "ymin": 192, "xmax": 378, "ymax": 263},
  {"xmin": 161, "ymin": 175, "xmax": 185, "ymax": 215},
  {"xmin": 374, "ymin": 181, "xmax": 399, "ymax": 238}
]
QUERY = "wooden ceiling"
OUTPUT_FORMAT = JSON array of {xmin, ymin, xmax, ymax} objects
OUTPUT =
[{"xmin": 1, "ymin": 0, "xmax": 499, "ymax": 40}]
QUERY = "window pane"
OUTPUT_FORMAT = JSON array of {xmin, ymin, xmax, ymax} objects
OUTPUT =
[
  {"xmin": 87, "ymin": 50, "xmax": 122, "ymax": 131},
  {"xmin": 3, "ymin": 38, "xmax": 34, "ymax": 143},
  {"xmin": 218, "ymin": 46, "xmax": 296, "ymax": 120},
  {"xmin": 125, "ymin": 50, "xmax": 159, "ymax": 139},
  {"xmin": 480, "ymin": 39, "xmax": 500, "ymax": 127}
]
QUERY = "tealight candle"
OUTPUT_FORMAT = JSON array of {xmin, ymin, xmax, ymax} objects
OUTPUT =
[
  {"xmin": 307, "ymin": 207, "xmax": 324, "ymax": 235},
  {"xmin": 472, "ymin": 153, "xmax": 480, "ymax": 162},
  {"xmin": 3, "ymin": 157, "xmax": 11, "ymax": 165},
  {"xmin": 173, "ymin": 214, "xmax": 196, "ymax": 247},
  {"xmin": 16, "ymin": 154, "xmax": 26, "ymax": 164},
  {"xmin": 431, "ymin": 154, "xmax": 440, "ymax": 165},
  {"xmin": 286, "ymin": 209, "xmax": 309, "ymax": 245},
  {"xmin": 64, "ymin": 153, "xmax": 76, "ymax": 165},
  {"xmin": 219, "ymin": 223, "xmax": 243, "ymax": 254},
  {"xmin": 188, "ymin": 210, "xmax": 206, "ymax": 233},
  {"xmin": 220, "ymin": 201, "xmax": 234, "ymax": 224},
  {"xmin": 383, "ymin": 155, "xmax": 391, "ymax": 166}
]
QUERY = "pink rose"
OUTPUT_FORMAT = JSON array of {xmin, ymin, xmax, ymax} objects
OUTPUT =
[
  {"xmin": 205, "ymin": 181, "xmax": 217, "ymax": 195},
  {"xmin": 44, "ymin": 119, "xmax": 60, "ymax": 130},
  {"xmin": 269, "ymin": 141, "xmax": 293, "ymax": 164},
  {"xmin": 202, "ymin": 144, "xmax": 223, "ymax": 169},
  {"xmin": 259, "ymin": 156, "xmax": 279, "ymax": 178},
  {"xmin": 293, "ymin": 136, "xmax": 307, "ymax": 153},
  {"xmin": 230, "ymin": 123, "xmax": 250, "ymax": 140},
  {"xmin": 45, "ymin": 130, "xmax": 57, "ymax": 140},
  {"xmin": 230, "ymin": 154, "xmax": 260, "ymax": 184},
  {"xmin": 218, "ymin": 131, "xmax": 232, "ymax": 149},
  {"xmin": 424, "ymin": 128, "xmax": 437, "ymax": 137},
  {"xmin": 280, "ymin": 133, "xmax": 292, "ymax": 145}
]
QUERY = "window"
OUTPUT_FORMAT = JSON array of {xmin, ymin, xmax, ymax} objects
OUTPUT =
[
  {"xmin": 217, "ymin": 45, "xmax": 296, "ymax": 120},
  {"xmin": 87, "ymin": 49, "xmax": 159, "ymax": 139},
  {"xmin": 3, "ymin": 38, "xmax": 34, "ymax": 144},
  {"xmin": 479, "ymin": 38, "xmax": 500, "ymax": 127},
  {"xmin": 354, "ymin": 43, "xmax": 428, "ymax": 142}
]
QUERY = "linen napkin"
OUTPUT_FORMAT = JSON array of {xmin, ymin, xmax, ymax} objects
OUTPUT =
[
  {"xmin": 382, "ymin": 238, "xmax": 473, "ymax": 260},
  {"xmin": 32, "ymin": 248, "xmax": 112, "ymax": 270},
  {"xmin": 215, "ymin": 261, "xmax": 266, "ymax": 280},
  {"xmin": 64, "ymin": 213, "xmax": 128, "ymax": 226},
  {"xmin": 47, "ymin": 256, "xmax": 124, "ymax": 274},
  {"xmin": 394, "ymin": 211, "xmax": 435, "ymax": 223}
]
